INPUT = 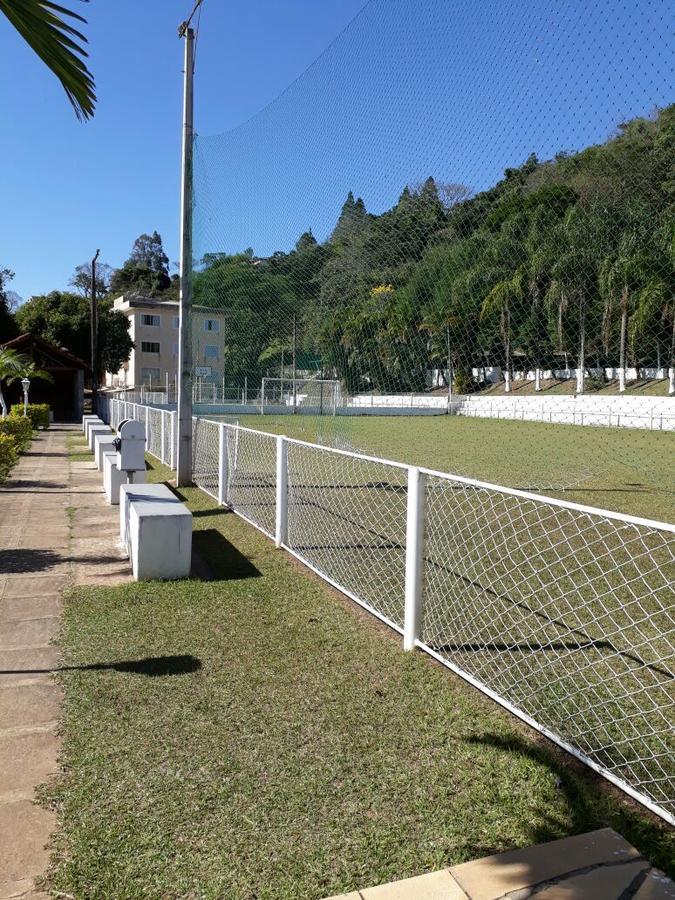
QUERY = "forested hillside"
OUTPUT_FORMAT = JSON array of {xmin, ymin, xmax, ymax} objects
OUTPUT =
[{"xmin": 194, "ymin": 105, "xmax": 674, "ymax": 394}]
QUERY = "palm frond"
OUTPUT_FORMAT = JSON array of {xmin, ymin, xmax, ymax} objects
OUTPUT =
[{"xmin": 0, "ymin": 0, "xmax": 96, "ymax": 120}]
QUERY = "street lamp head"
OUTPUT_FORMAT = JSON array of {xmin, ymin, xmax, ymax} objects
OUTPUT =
[{"xmin": 21, "ymin": 378, "xmax": 30, "ymax": 389}]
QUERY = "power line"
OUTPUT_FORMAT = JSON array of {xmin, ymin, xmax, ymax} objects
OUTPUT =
[{"xmin": 178, "ymin": 0, "xmax": 204, "ymax": 38}]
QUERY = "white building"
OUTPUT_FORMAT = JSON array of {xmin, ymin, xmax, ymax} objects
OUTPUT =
[{"xmin": 105, "ymin": 295, "xmax": 228, "ymax": 391}]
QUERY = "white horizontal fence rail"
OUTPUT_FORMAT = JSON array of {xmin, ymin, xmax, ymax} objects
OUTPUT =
[{"xmin": 100, "ymin": 398, "xmax": 675, "ymax": 825}]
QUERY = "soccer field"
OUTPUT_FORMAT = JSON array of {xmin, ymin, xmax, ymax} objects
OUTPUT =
[{"xmin": 233, "ymin": 414, "xmax": 675, "ymax": 524}]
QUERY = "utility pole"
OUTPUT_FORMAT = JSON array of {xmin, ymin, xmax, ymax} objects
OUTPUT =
[
  {"xmin": 176, "ymin": 23, "xmax": 194, "ymax": 485},
  {"xmin": 90, "ymin": 249, "xmax": 100, "ymax": 412}
]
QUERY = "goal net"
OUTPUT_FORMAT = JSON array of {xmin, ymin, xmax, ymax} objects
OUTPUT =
[{"xmin": 260, "ymin": 378, "xmax": 342, "ymax": 415}]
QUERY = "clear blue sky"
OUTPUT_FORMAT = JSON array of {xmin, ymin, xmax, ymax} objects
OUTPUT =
[
  {"xmin": 0, "ymin": 0, "xmax": 366, "ymax": 302},
  {"xmin": 1, "ymin": 0, "xmax": 672, "ymax": 302}
]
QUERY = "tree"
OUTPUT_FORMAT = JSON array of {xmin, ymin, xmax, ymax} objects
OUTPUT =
[
  {"xmin": 0, "ymin": 268, "xmax": 19, "ymax": 340},
  {"xmin": 0, "ymin": 0, "xmax": 95, "ymax": 120},
  {"xmin": 481, "ymin": 268, "xmax": 524, "ymax": 393},
  {"xmin": 70, "ymin": 260, "xmax": 112, "ymax": 299},
  {"xmin": 0, "ymin": 348, "xmax": 24, "ymax": 417},
  {"xmin": 110, "ymin": 232, "xmax": 171, "ymax": 296},
  {"xmin": 15, "ymin": 291, "xmax": 133, "ymax": 379}
]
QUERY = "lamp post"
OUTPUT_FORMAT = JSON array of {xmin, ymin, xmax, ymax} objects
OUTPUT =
[{"xmin": 21, "ymin": 378, "xmax": 30, "ymax": 418}]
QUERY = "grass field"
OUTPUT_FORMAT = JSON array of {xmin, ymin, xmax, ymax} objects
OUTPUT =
[
  {"xmin": 44, "ymin": 450, "xmax": 675, "ymax": 898},
  {"xmin": 232, "ymin": 414, "xmax": 675, "ymax": 523}
]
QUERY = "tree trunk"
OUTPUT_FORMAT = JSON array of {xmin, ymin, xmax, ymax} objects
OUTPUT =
[
  {"xmin": 576, "ymin": 301, "xmax": 586, "ymax": 394},
  {"xmin": 669, "ymin": 313, "xmax": 675, "ymax": 396},
  {"xmin": 503, "ymin": 308, "xmax": 511, "ymax": 393},
  {"xmin": 534, "ymin": 363, "xmax": 541, "ymax": 392},
  {"xmin": 618, "ymin": 286, "xmax": 628, "ymax": 392},
  {"xmin": 0, "ymin": 383, "xmax": 6, "ymax": 418}
]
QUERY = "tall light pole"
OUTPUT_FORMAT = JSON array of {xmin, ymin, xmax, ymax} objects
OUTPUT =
[
  {"xmin": 176, "ymin": 23, "xmax": 194, "ymax": 485},
  {"xmin": 91, "ymin": 248, "xmax": 100, "ymax": 412}
]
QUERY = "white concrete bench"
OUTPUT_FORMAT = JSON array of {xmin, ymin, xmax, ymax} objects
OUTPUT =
[
  {"xmin": 119, "ymin": 483, "xmax": 192, "ymax": 581},
  {"xmin": 87, "ymin": 423, "xmax": 109, "ymax": 451},
  {"xmin": 128, "ymin": 498, "xmax": 192, "ymax": 581},
  {"xmin": 84, "ymin": 418, "xmax": 103, "ymax": 443},
  {"xmin": 103, "ymin": 451, "xmax": 146, "ymax": 505},
  {"xmin": 94, "ymin": 432, "xmax": 116, "ymax": 470},
  {"xmin": 119, "ymin": 483, "xmax": 179, "ymax": 549},
  {"xmin": 82, "ymin": 414, "xmax": 100, "ymax": 433}
]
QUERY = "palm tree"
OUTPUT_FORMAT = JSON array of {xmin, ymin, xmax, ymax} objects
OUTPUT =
[
  {"xmin": 0, "ymin": 0, "xmax": 95, "ymax": 120},
  {"xmin": 0, "ymin": 349, "xmax": 25, "ymax": 418},
  {"xmin": 481, "ymin": 268, "xmax": 524, "ymax": 393},
  {"xmin": 599, "ymin": 231, "xmax": 645, "ymax": 392},
  {"xmin": 630, "ymin": 280, "xmax": 675, "ymax": 395}
]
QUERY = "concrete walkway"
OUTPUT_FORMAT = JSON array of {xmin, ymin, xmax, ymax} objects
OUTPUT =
[{"xmin": 0, "ymin": 424, "xmax": 129, "ymax": 898}]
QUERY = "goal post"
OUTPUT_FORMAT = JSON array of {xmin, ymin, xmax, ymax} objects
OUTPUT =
[{"xmin": 260, "ymin": 377, "xmax": 342, "ymax": 415}]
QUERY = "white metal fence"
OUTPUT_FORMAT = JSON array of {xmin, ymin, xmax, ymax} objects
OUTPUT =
[{"xmin": 100, "ymin": 396, "xmax": 675, "ymax": 825}]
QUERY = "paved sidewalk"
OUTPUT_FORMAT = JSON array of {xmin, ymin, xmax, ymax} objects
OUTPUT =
[
  {"xmin": 326, "ymin": 829, "xmax": 675, "ymax": 899},
  {"xmin": 0, "ymin": 424, "xmax": 130, "ymax": 898}
]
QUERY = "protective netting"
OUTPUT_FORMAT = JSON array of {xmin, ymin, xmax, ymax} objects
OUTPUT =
[{"xmin": 192, "ymin": 0, "xmax": 674, "ymax": 498}]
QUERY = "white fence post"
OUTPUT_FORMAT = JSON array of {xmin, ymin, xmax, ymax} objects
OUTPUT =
[
  {"xmin": 170, "ymin": 412, "xmax": 176, "ymax": 470},
  {"xmin": 160, "ymin": 411, "xmax": 166, "ymax": 463},
  {"xmin": 403, "ymin": 466, "xmax": 426, "ymax": 651},
  {"xmin": 218, "ymin": 423, "xmax": 229, "ymax": 507},
  {"xmin": 275, "ymin": 435, "xmax": 288, "ymax": 548}
]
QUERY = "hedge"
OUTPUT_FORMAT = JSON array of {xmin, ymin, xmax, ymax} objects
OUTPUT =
[
  {"xmin": 0, "ymin": 433, "xmax": 19, "ymax": 483},
  {"xmin": 0, "ymin": 416, "xmax": 33, "ymax": 452},
  {"xmin": 10, "ymin": 403, "xmax": 50, "ymax": 430}
]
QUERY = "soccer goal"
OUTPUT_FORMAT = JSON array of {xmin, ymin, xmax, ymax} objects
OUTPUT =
[{"xmin": 260, "ymin": 377, "xmax": 342, "ymax": 415}]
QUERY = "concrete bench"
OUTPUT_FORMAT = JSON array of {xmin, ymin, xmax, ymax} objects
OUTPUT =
[
  {"xmin": 128, "ymin": 498, "xmax": 192, "ymax": 581},
  {"xmin": 103, "ymin": 451, "xmax": 146, "ymax": 505},
  {"xmin": 82, "ymin": 414, "xmax": 100, "ymax": 433},
  {"xmin": 94, "ymin": 432, "xmax": 116, "ymax": 470},
  {"xmin": 87, "ymin": 424, "xmax": 111, "ymax": 453},
  {"xmin": 119, "ymin": 483, "xmax": 179, "ymax": 549}
]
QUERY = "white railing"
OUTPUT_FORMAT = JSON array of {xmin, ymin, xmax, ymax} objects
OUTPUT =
[{"xmin": 100, "ymin": 397, "xmax": 675, "ymax": 825}]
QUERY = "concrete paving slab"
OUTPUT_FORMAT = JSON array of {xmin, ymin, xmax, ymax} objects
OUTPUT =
[
  {"xmin": 634, "ymin": 870, "xmax": 675, "ymax": 899},
  {"xmin": 1, "ymin": 576, "xmax": 69, "ymax": 598},
  {"xmin": 534, "ymin": 859, "xmax": 649, "ymax": 898},
  {"xmin": 0, "ymin": 681, "xmax": 61, "ymax": 730},
  {"xmin": 0, "ymin": 801, "xmax": 52, "ymax": 891},
  {"xmin": 0, "ymin": 596, "xmax": 62, "ymax": 622},
  {"xmin": 361, "ymin": 869, "xmax": 466, "ymax": 899},
  {"xmin": 0, "ymin": 618, "xmax": 59, "ymax": 651},
  {"xmin": 0, "ymin": 727, "xmax": 59, "ymax": 798},
  {"xmin": 0, "ymin": 646, "xmax": 60, "ymax": 675},
  {"xmin": 449, "ymin": 830, "xmax": 642, "ymax": 900}
]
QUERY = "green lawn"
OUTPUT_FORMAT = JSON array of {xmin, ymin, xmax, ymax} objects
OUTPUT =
[
  {"xmin": 233, "ymin": 414, "xmax": 675, "ymax": 523},
  {"xmin": 44, "ymin": 457, "xmax": 675, "ymax": 898}
]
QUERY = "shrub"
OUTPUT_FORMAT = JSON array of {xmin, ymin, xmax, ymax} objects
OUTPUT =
[
  {"xmin": 452, "ymin": 369, "xmax": 475, "ymax": 395},
  {"xmin": 0, "ymin": 433, "xmax": 18, "ymax": 482},
  {"xmin": 0, "ymin": 416, "xmax": 33, "ymax": 452},
  {"xmin": 10, "ymin": 403, "xmax": 50, "ymax": 429}
]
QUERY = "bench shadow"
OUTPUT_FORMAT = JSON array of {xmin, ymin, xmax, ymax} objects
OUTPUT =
[
  {"xmin": 0, "ymin": 654, "xmax": 201, "ymax": 678},
  {"xmin": 192, "ymin": 528, "xmax": 261, "ymax": 581}
]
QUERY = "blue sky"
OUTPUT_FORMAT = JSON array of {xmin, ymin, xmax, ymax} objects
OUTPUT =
[
  {"xmin": 0, "ymin": 0, "xmax": 366, "ymax": 302},
  {"xmin": 1, "ymin": 0, "xmax": 672, "ymax": 302}
]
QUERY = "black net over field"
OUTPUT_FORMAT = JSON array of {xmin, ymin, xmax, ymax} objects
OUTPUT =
[{"xmin": 192, "ymin": 0, "xmax": 674, "ymax": 501}]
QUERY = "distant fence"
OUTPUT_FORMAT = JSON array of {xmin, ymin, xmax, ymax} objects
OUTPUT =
[{"xmin": 100, "ymin": 396, "xmax": 675, "ymax": 825}]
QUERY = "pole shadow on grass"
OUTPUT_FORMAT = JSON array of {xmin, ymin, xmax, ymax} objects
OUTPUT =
[{"xmin": 0, "ymin": 654, "xmax": 202, "ymax": 677}]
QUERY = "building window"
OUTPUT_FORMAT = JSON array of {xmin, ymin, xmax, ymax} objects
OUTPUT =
[
  {"xmin": 141, "ymin": 341, "xmax": 160, "ymax": 354},
  {"xmin": 204, "ymin": 344, "xmax": 219, "ymax": 359},
  {"xmin": 173, "ymin": 342, "xmax": 179, "ymax": 356},
  {"xmin": 204, "ymin": 319, "xmax": 220, "ymax": 333},
  {"xmin": 141, "ymin": 367, "xmax": 160, "ymax": 383},
  {"xmin": 172, "ymin": 316, "xmax": 179, "ymax": 328},
  {"xmin": 141, "ymin": 314, "xmax": 160, "ymax": 327}
]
